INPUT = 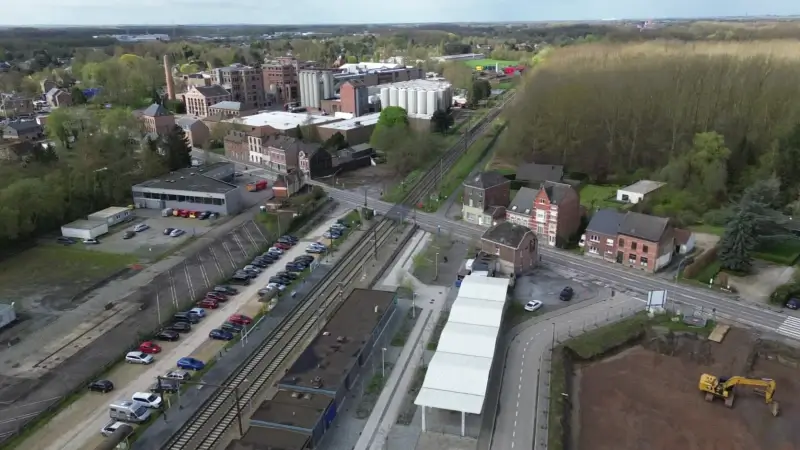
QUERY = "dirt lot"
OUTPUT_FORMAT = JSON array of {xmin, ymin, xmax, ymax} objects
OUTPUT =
[{"xmin": 576, "ymin": 328, "xmax": 800, "ymax": 450}]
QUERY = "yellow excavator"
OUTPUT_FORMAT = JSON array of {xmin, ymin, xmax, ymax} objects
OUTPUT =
[{"xmin": 698, "ymin": 373, "xmax": 780, "ymax": 416}]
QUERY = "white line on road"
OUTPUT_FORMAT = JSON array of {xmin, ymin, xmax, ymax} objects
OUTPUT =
[
  {"xmin": 241, "ymin": 221, "xmax": 259, "ymax": 250},
  {"xmin": 777, "ymin": 316, "xmax": 800, "ymax": 339},
  {"xmin": 196, "ymin": 253, "xmax": 210, "ymax": 289},
  {"xmin": 184, "ymin": 259, "xmax": 195, "ymax": 301},
  {"xmin": 167, "ymin": 269, "xmax": 178, "ymax": 310},
  {"xmin": 221, "ymin": 241, "xmax": 237, "ymax": 269},
  {"xmin": 208, "ymin": 245, "xmax": 225, "ymax": 279},
  {"xmin": 231, "ymin": 228, "xmax": 248, "ymax": 256}
]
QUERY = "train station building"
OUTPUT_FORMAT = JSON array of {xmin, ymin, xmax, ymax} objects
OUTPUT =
[{"xmin": 226, "ymin": 288, "xmax": 397, "ymax": 450}]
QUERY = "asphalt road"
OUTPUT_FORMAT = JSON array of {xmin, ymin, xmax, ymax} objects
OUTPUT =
[
  {"xmin": 491, "ymin": 294, "xmax": 644, "ymax": 450},
  {"xmin": 315, "ymin": 184, "xmax": 800, "ymax": 342}
]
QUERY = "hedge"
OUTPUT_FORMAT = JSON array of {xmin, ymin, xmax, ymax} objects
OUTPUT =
[{"xmin": 682, "ymin": 246, "xmax": 718, "ymax": 279}]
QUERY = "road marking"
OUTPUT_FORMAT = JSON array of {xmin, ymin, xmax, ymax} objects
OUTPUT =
[
  {"xmin": 518, "ymin": 392, "xmax": 520, "ymax": 399},
  {"xmin": 522, "ymin": 353, "xmax": 525, "ymax": 359},
  {"xmin": 521, "ymin": 360, "xmax": 524, "ymax": 367},
  {"xmin": 777, "ymin": 316, "xmax": 800, "ymax": 340},
  {"xmin": 511, "ymin": 442, "xmax": 515, "ymax": 448},
  {"xmin": 516, "ymin": 410, "xmax": 518, "ymax": 417},
  {"xmin": 516, "ymin": 402, "xmax": 519, "ymax": 409}
]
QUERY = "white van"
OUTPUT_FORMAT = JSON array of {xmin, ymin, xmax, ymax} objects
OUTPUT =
[{"xmin": 109, "ymin": 400, "xmax": 151, "ymax": 423}]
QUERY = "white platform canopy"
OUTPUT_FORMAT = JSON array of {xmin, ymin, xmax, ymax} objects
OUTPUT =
[{"xmin": 415, "ymin": 275, "xmax": 509, "ymax": 415}]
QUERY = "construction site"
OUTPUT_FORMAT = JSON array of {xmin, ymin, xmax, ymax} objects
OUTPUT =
[{"xmin": 569, "ymin": 322, "xmax": 800, "ymax": 450}]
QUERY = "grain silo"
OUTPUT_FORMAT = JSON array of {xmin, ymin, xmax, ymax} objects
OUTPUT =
[
  {"xmin": 436, "ymin": 89, "xmax": 446, "ymax": 111},
  {"xmin": 398, "ymin": 88, "xmax": 407, "ymax": 111},
  {"xmin": 426, "ymin": 90, "xmax": 436, "ymax": 115},
  {"xmin": 322, "ymin": 72, "xmax": 333, "ymax": 99},
  {"xmin": 408, "ymin": 89, "xmax": 417, "ymax": 115},
  {"xmin": 380, "ymin": 87, "xmax": 390, "ymax": 108},
  {"xmin": 417, "ymin": 90, "xmax": 427, "ymax": 115},
  {"xmin": 389, "ymin": 87, "xmax": 398, "ymax": 106}
]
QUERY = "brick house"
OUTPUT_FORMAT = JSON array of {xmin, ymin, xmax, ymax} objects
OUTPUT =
[
  {"xmin": 339, "ymin": 80, "xmax": 369, "ymax": 117},
  {"xmin": 506, "ymin": 182, "xmax": 580, "ymax": 247},
  {"xmin": 177, "ymin": 116, "xmax": 210, "ymax": 148},
  {"xmin": 184, "ymin": 85, "xmax": 232, "ymax": 117},
  {"xmin": 260, "ymin": 135, "xmax": 317, "ymax": 174},
  {"xmin": 583, "ymin": 209, "xmax": 674, "ymax": 273},
  {"xmin": 224, "ymin": 130, "xmax": 249, "ymax": 162},
  {"xmin": 140, "ymin": 103, "xmax": 175, "ymax": 136},
  {"xmin": 272, "ymin": 171, "xmax": 305, "ymax": 198},
  {"xmin": 461, "ymin": 171, "xmax": 511, "ymax": 227},
  {"xmin": 480, "ymin": 222, "xmax": 539, "ymax": 275}
]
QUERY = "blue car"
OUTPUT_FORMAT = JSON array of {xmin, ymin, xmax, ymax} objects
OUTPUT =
[
  {"xmin": 177, "ymin": 357, "xmax": 205, "ymax": 371},
  {"xmin": 209, "ymin": 329, "xmax": 234, "ymax": 341}
]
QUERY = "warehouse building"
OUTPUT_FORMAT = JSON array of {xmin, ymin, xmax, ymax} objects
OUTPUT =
[
  {"xmin": 226, "ymin": 288, "xmax": 397, "ymax": 450},
  {"xmin": 316, "ymin": 112, "xmax": 380, "ymax": 146},
  {"xmin": 61, "ymin": 220, "xmax": 108, "ymax": 240},
  {"xmin": 131, "ymin": 162, "xmax": 243, "ymax": 216}
]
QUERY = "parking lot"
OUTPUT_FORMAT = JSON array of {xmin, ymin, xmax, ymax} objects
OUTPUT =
[
  {"xmin": 513, "ymin": 264, "xmax": 603, "ymax": 310},
  {"xmin": 85, "ymin": 210, "xmax": 217, "ymax": 260}
]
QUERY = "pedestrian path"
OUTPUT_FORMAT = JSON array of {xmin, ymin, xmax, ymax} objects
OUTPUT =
[{"xmin": 777, "ymin": 316, "xmax": 800, "ymax": 340}]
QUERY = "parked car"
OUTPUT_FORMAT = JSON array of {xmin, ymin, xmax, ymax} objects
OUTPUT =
[
  {"xmin": 150, "ymin": 378, "xmax": 180, "ymax": 393},
  {"xmin": 285, "ymin": 263, "xmax": 304, "ymax": 272},
  {"xmin": 322, "ymin": 231, "xmax": 339, "ymax": 239},
  {"xmin": 306, "ymin": 246, "xmax": 325, "ymax": 254},
  {"xmin": 205, "ymin": 292, "xmax": 228, "ymax": 302},
  {"xmin": 164, "ymin": 370, "xmax": 192, "ymax": 381},
  {"xmin": 189, "ymin": 307, "xmax": 206, "ymax": 318},
  {"xmin": 277, "ymin": 271, "xmax": 299, "ymax": 280},
  {"xmin": 559, "ymin": 287, "xmax": 574, "ymax": 301},
  {"xmin": 276, "ymin": 237, "xmax": 295, "ymax": 245},
  {"xmin": 267, "ymin": 247, "xmax": 284, "ymax": 255},
  {"xmin": 138, "ymin": 341, "xmax": 162, "ymax": 354},
  {"xmin": 101, "ymin": 420, "xmax": 127, "ymax": 437},
  {"xmin": 173, "ymin": 312, "xmax": 200, "ymax": 324},
  {"xmin": 154, "ymin": 330, "xmax": 180, "ymax": 341},
  {"xmin": 170, "ymin": 229, "xmax": 185, "ymax": 238},
  {"xmin": 221, "ymin": 322, "xmax": 244, "ymax": 333},
  {"xmin": 267, "ymin": 283, "xmax": 286, "ymax": 292},
  {"xmin": 83, "ymin": 238, "xmax": 100, "ymax": 245},
  {"xmin": 163, "ymin": 228, "xmax": 175, "ymax": 235},
  {"xmin": 228, "ymin": 314, "xmax": 252, "ymax": 325},
  {"xmin": 524, "ymin": 300, "xmax": 543, "ymax": 312},
  {"xmin": 197, "ymin": 298, "xmax": 219, "ymax": 309},
  {"xmin": 133, "ymin": 223, "xmax": 149, "ymax": 232},
  {"xmin": 198, "ymin": 211, "xmax": 210, "ymax": 220},
  {"xmin": 281, "ymin": 235, "xmax": 299, "ymax": 243},
  {"xmin": 88, "ymin": 379, "xmax": 114, "ymax": 393},
  {"xmin": 123, "ymin": 231, "xmax": 136, "ymax": 240},
  {"xmin": 787, "ymin": 298, "xmax": 799, "ymax": 310},
  {"xmin": 125, "ymin": 351, "xmax": 154, "ymax": 365},
  {"xmin": 229, "ymin": 276, "xmax": 251, "ymax": 285},
  {"xmin": 177, "ymin": 357, "xmax": 205, "ymax": 371},
  {"xmin": 274, "ymin": 242, "xmax": 291, "ymax": 250},
  {"xmin": 214, "ymin": 286, "xmax": 238, "ymax": 295},
  {"xmin": 132, "ymin": 392, "xmax": 162, "ymax": 408},
  {"xmin": 209, "ymin": 329, "xmax": 235, "ymax": 341},
  {"xmin": 57, "ymin": 236, "xmax": 76, "ymax": 245},
  {"xmin": 249, "ymin": 260, "xmax": 269, "ymax": 268},
  {"xmin": 243, "ymin": 265, "xmax": 262, "ymax": 273},
  {"xmin": 167, "ymin": 322, "xmax": 192, "ymax": 333}
]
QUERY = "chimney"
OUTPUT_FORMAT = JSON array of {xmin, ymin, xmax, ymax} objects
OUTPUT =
[{"xmin": 163, "ymin": 54, "xmax": 176, "ymax": 101}]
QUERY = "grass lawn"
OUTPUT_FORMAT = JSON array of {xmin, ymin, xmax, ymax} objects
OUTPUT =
[
  {"xmin": 210, "ymin": 147, "xmax": 225, "ymax": 155},
  {"xmin": 754, "ymin": 239, "xmax": 800, "ymax": 265},
  {"xmin": 690, "ymin": 259, "xmax": 721, "ymax": 283},
  {"xmin": 689, "ymin": 224, "xmax": 725, "ymax": 236},
  {"xmin": 0, "ymin": 245, "xmax": 136, "ymax": 293},
  {"xmin": 578, "ymin": 184, "xmax": 621, "ymax": 210},
  {"xmin": 381, "ymin": 170, "xmax": 423, "ymax": 203},
  {"xmin": 463, "ymin": 59, "xmax": 520, "ymax": 69},
  {"xmin": 496, "ymin": 82, "xmax": 514, "ymax": 90}
]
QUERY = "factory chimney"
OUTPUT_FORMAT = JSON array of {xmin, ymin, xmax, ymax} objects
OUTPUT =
[{"xmin": 163, "ymin": 54, "xmax": 176, "ymax": 101}]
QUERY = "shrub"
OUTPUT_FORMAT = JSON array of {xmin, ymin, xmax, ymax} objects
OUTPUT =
[
  {"xmin": 770, "ymin": 281, "xmax": 800, "ymax": 306},
  {"xmin": 683, "ymin": 246, "xmax": 718, "ymax": 279}
]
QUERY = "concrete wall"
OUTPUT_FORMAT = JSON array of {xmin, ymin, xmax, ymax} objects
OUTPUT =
[{"xmin": 131, "ymin": 187, "xmax": 243, "ymax": 215}]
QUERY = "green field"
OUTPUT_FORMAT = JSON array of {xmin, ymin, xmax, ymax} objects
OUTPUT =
[
  {"xmin": 463, "ymin": 59, "xmax": 520, "ymax": 69},
  {"xmin": 578, "ymin": 184, "xmax": 621, "ymax": 210}
]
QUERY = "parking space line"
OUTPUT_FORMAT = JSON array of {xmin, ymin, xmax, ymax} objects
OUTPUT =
[
  {"xmin": 221, "ymin": 241, "xmax": 237, "ymax": 269},
  {"xmin": 241, "ymin": 221, "xmax": 259, "ymax": 251},
  {"xmin": 208, "ymin": 245, "xmax": 225, "ymax": 279},
  {"xmin": 252, "ymin": 221, "xmax": 268, "ymax": 243},
  {"xmin": 197, "ymin": 252, "xmax": 211, "ymax": 289},
  {"xmin": 231, "ymin": 228, "xmax": 248, "ymax": 257},
  {"xmin": 167, "ymin": 269, "xmax": 178, "ymax": 310},
  {"xmin": 184, "ymin": 259, "xmax": 195, "ymax": 301}
]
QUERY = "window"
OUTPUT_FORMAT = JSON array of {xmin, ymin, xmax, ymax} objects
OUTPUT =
[
  {"xmin": 590, "ymin": 235, "xmax": 599, "ymax": 242},
  {"xmin": 495, "ymin": 246, "xmax": 500, "ymax": 256},
  {"xmin": 606, "ymin": 238, "xmax": 614, "ymax": 246},
  {"xmin": 589, "ymin": 246, "xmax": 599, "ymax": 254},
  {"xmin": 629, "ymin": 253, "xmax": 636, "ymax": 262},
  {"xmin": 537, "ymin": 225, "xmax": 544, "ymax": 234},
  {"xmin": 536, "ymin": 210, "xmax": 546, "ymax": 223},
  {"xmin": 631, "ymin": 242, "xmax": 637, "ymax": 250},
  {"xmin": 618, "ymin": 238, "xmax": 625, "ymax": 247},
  {"xmin": 539, "ymin": 198, "xmax": 546, "ymax": 204},
  {"xmin": 640, "ymin": 256, "xmax": 648, "ymax": 266},
  {"xmin": 642, "ymin": 245, "xmax": 649, "ymax": 253}
]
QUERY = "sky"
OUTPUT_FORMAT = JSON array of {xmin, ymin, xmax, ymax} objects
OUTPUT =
[{"xmin": 2, "ymin": 0, "xmax": 799, "ymax": 26}]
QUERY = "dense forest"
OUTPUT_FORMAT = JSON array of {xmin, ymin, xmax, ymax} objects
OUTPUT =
[{"xmin": 499, "ymin": 40, "xmax": 800, "ymax": 225}]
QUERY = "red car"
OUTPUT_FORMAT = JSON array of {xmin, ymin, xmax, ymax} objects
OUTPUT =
[
  {"xmin": 274, "ymin": 242, "xmax": 291, "ymax": 250},
  {"xmin": 138, "ymin": 341, "xmax": 162, "ymax": 354},
  {"xmin": 197, "ymin": 298, "xmax": 219, "ymax": 309},
  {"xmin": 228, "ymin": 314, "xmax": 253, "ymax": 325},
  {"xmin": 206, "ymin": 292, "xmax": 228, "ymax": 302}
]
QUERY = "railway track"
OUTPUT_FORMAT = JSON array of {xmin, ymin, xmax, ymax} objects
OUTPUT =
[{"xmin": 162, "ymin": 91, "xmax": 515, "ymax": 450}]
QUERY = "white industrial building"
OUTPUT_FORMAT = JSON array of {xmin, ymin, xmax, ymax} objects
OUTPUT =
[
  {"xmin": 374, "ymin": 79, "xmax": 453, "ymax": 119},
  {"xmin": 336, "ymin": 62, "xmax": 404, "ymax": 74},
  {"xmin": 232, "ymin": 111, "xmax": 338, "ymax": 131},
  {"xmin": 61, "ymin": 220, "xmax": 108, "ymax": 240},
  {"xmin": 299, "ymin": 70, "xmax": 335, "ymax": 109},
  {"xmin": 415, "ymin": 275, "xmax": 509, "ymax": 437},
  {"xmin": 87, "ymin": 206, "xmax": 133, "ymax": 227}
]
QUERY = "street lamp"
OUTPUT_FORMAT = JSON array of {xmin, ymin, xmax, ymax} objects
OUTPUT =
[
  {"xmin": 675, "ymin": 258, "xmax": 691, "ymax": 285},
  {"xmin": 161, "ymin": 377, "xmax": 246, "ymax": 436}
]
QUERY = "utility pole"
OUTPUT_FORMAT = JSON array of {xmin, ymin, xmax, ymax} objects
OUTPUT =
[
  {"xmin": 373, "ymin": 226, "xmax": 378, "ymax": 260},
  {"xmin": 364, "ymin": 188, "xmax": 367, "ymax": 207},
  {"xmin": 435, "ymin": 252, "xmax": 439, "ymax": 281}
]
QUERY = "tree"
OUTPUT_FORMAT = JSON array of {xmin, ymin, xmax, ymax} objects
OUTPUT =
[
  {"xmin": 322, "ymin": 132, "xmax": 348, "ymax": 151},
  {"xmin": 431, "ymin": 109, "xmax": 454, "ymax": 134},
  {"xmin": 70, "ymin": 87, "xmax": 88, "ymax": 105},
  {"xmin": 441, "ymin": 61, "xmax": 474, "ymax": 90},
  {"xmin": 468, "ymin": 79, "xmax": 491, "ymax": 105},
  {"xmin": 159, "ymin": 126, "xmax": 192, "ymax": 171},
  {"xmin": 376, "ymin": 106, "xmax": 409, "ymax": 128},
  {"xmin": 718, "ymin": 205, "xmax": 758, "ymax": 273},
  {"xmin": 294, "ymin": 124, "xmax": 303, "ymax": 141}
]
